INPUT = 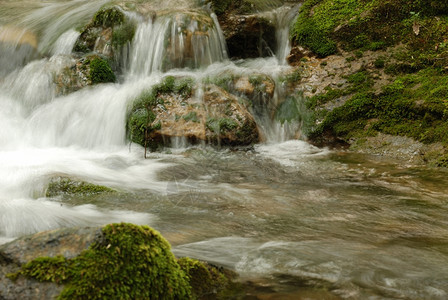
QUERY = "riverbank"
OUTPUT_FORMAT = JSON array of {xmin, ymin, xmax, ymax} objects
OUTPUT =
[{"xmin": 287, "ymin": 0, "xmax": 448, "ymax": 167}]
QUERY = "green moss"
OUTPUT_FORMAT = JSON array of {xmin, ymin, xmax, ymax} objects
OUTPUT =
[
  {"xmin": 202, "ymin": 74, "xmax": 235, "ymax": 92},
  {"xmin": 373, "ymin": 57, "xmax": 386, "ymax": 68},
  {"xmin": 182, "ymin": 111, "xmax": 200, "ymax": 123},
  {"xmin": 46, "ymin": 178, "xmax": 115, "ymax": 198},
  {"xmin": 178, "ymin": 257, "xmax": 236, "ymax": 299},
  {"xmin": 292, "ymin": 0, "xmax": 448, "ymax": 57},
  {"xmin": 291, "ymin": 0, "xmax": 371, "ymax": 57},
  {"xmin": 88, "ymin": 57, "xmax": 116, "ymax": 84},
  {"xmin": 112, "ymin": 21, "xmax": 136, "ymax": 48},
  {"xmin": 92, "ymin": 7, "xmax": 124, "ymax": 28},
  {"xmin": 210, "ymin": 0, "xmax": 232, "ymax": 15},
  {"xmin": 11, "ymin": 223, "xmax": 193, "ymax": 299},
  {"xmin": 206, "ymin": 118, "xmax": 238, "ymax": 133},
  {"xmin": 311, "ymin": 67, "xmax": 448, "ymax": 146},
  {"xmin": 291, "ymin": 17, "xmax": 337, "ymax": 57}
]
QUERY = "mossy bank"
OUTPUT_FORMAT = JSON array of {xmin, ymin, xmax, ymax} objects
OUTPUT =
[{"xmin": 290, "ymin": 0, "xmax": 448, "ymax": 167}]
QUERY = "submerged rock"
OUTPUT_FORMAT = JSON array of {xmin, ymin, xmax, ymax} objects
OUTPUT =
[{"xmin": 0, "ymin": 223, "xmax": 236, "ymax": 299}]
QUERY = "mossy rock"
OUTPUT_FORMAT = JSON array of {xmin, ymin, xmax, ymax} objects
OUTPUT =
[
  {"xmin": 92, "ymin": 7, "xmax": 125, "ymax": 28},
  {"xmin": 7, "ymin": 223, "xmax": 193, "ymax": 299},
  {"xmin": 46, "ymin": 177, "xmax": 115, "ymax": 198},
  {"xmin": 178, "ymin": 257, "xmax": 238, "ymax": 299},
  {"xmin": 88, "ymin": 56, "xmax": 116, "ymax": 84}
]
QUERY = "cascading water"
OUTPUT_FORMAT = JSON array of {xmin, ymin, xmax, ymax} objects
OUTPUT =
[
  {"xmin": 2, "ymin": 1, "xmax": 448, "ymax": 299},
  {"xmin": 128, "ymin": 11, "xmax": 227, "ymax": 77}
]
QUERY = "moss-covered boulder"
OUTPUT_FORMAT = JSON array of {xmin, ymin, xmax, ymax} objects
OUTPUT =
[
  {"xmin": 1, "ymin": 223, "xmax": 235, "ymax": 299},
  {"xmin": 127, "ymin": 76, "xmax": 260, "ymax": 150}
]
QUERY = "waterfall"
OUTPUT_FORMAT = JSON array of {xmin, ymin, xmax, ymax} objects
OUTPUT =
[
  {"xmin": 0, "ymin": 0, "xmax": 301, "ymax": 240},
  {"xmin": 52, "ymin": 29, "xmax": 80, "ymax": 55},
  {"xmin": 128, "ymin": 11, "xmax": 228, "ymax": 78}
]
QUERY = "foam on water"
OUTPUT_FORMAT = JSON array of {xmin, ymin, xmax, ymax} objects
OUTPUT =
[{"xmin": 256, "ymin": 140, "xmax": 331, "ymax": 167}]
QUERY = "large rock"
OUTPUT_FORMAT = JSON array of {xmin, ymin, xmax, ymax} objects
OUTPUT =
[
  {"xmin": 151, "ymin": 84, "xmax": 259, "ymax": 146},
  {"xmin": 0, "ymin": 223, "xmax": 236, "ymax": 299},
  {"xmin": 127, "ymin": 76, "xmax": 260, "ymax": 149}
]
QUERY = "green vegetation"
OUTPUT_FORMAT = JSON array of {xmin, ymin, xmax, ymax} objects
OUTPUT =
[
  {"xmin": 178, "ymin": 257, "xmax": 236, "ymax": 299},
  {"xmin": 310, "ymin": 68, "xmax": 448, "ymax": 147},
  {"xmin": 182, "ymin": 111, "xmax": 200, "ymax": 123},
  {"xmin": 206, "ymin": 117, "xmax": 238, "ymax": 133},
  {"xmin": 88, "ymin": 57, "xmax": 116, "ymax": 84},
  {"xmin": 127, "ymin": 76, "xmax": 195, "ymax": 149},
  {"xmin": 46, "ymin": 177, "xmax": 114, "ymax": 198},
  {"xmin": 92, "ymin": 7, "xmax": 124, "ymax": 28},
  {"xmin": 293, "ymin": 0, "xmax": 448, "ymax": 163},
  {"xmin": 112, "ymin": 21, "xmax": 137, "ymax": 48},
  {"xmin": 291, "ymin": 0, "xmax": 448, "ymax": 57},
  {"xmin": 9, "ymin": 223, "xmax": 192, "ymax": 299},
  {"xmin": 74, "ymin": 6, "xmax": 135, "ymax": 53}
]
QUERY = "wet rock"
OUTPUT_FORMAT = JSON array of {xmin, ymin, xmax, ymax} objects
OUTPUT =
[
  {"xmin": 234, "ymin": 74, "xmax": 275, "ymax": 100},
  {"xmin": 163, "ymin": 12, "xmax": 224, "ymax": 70},
  {"xmin": 150, "ymin": 84, "xmax": 259, "ymax": 146},
  {"xmin": 287, "ymin": 45, "xmax": 314, "ymax": 66}
]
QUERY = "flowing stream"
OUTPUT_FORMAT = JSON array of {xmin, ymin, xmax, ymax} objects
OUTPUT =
[{"xmin": 1, "ymin": 0, "xmax": 448, "ymax": 299}]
